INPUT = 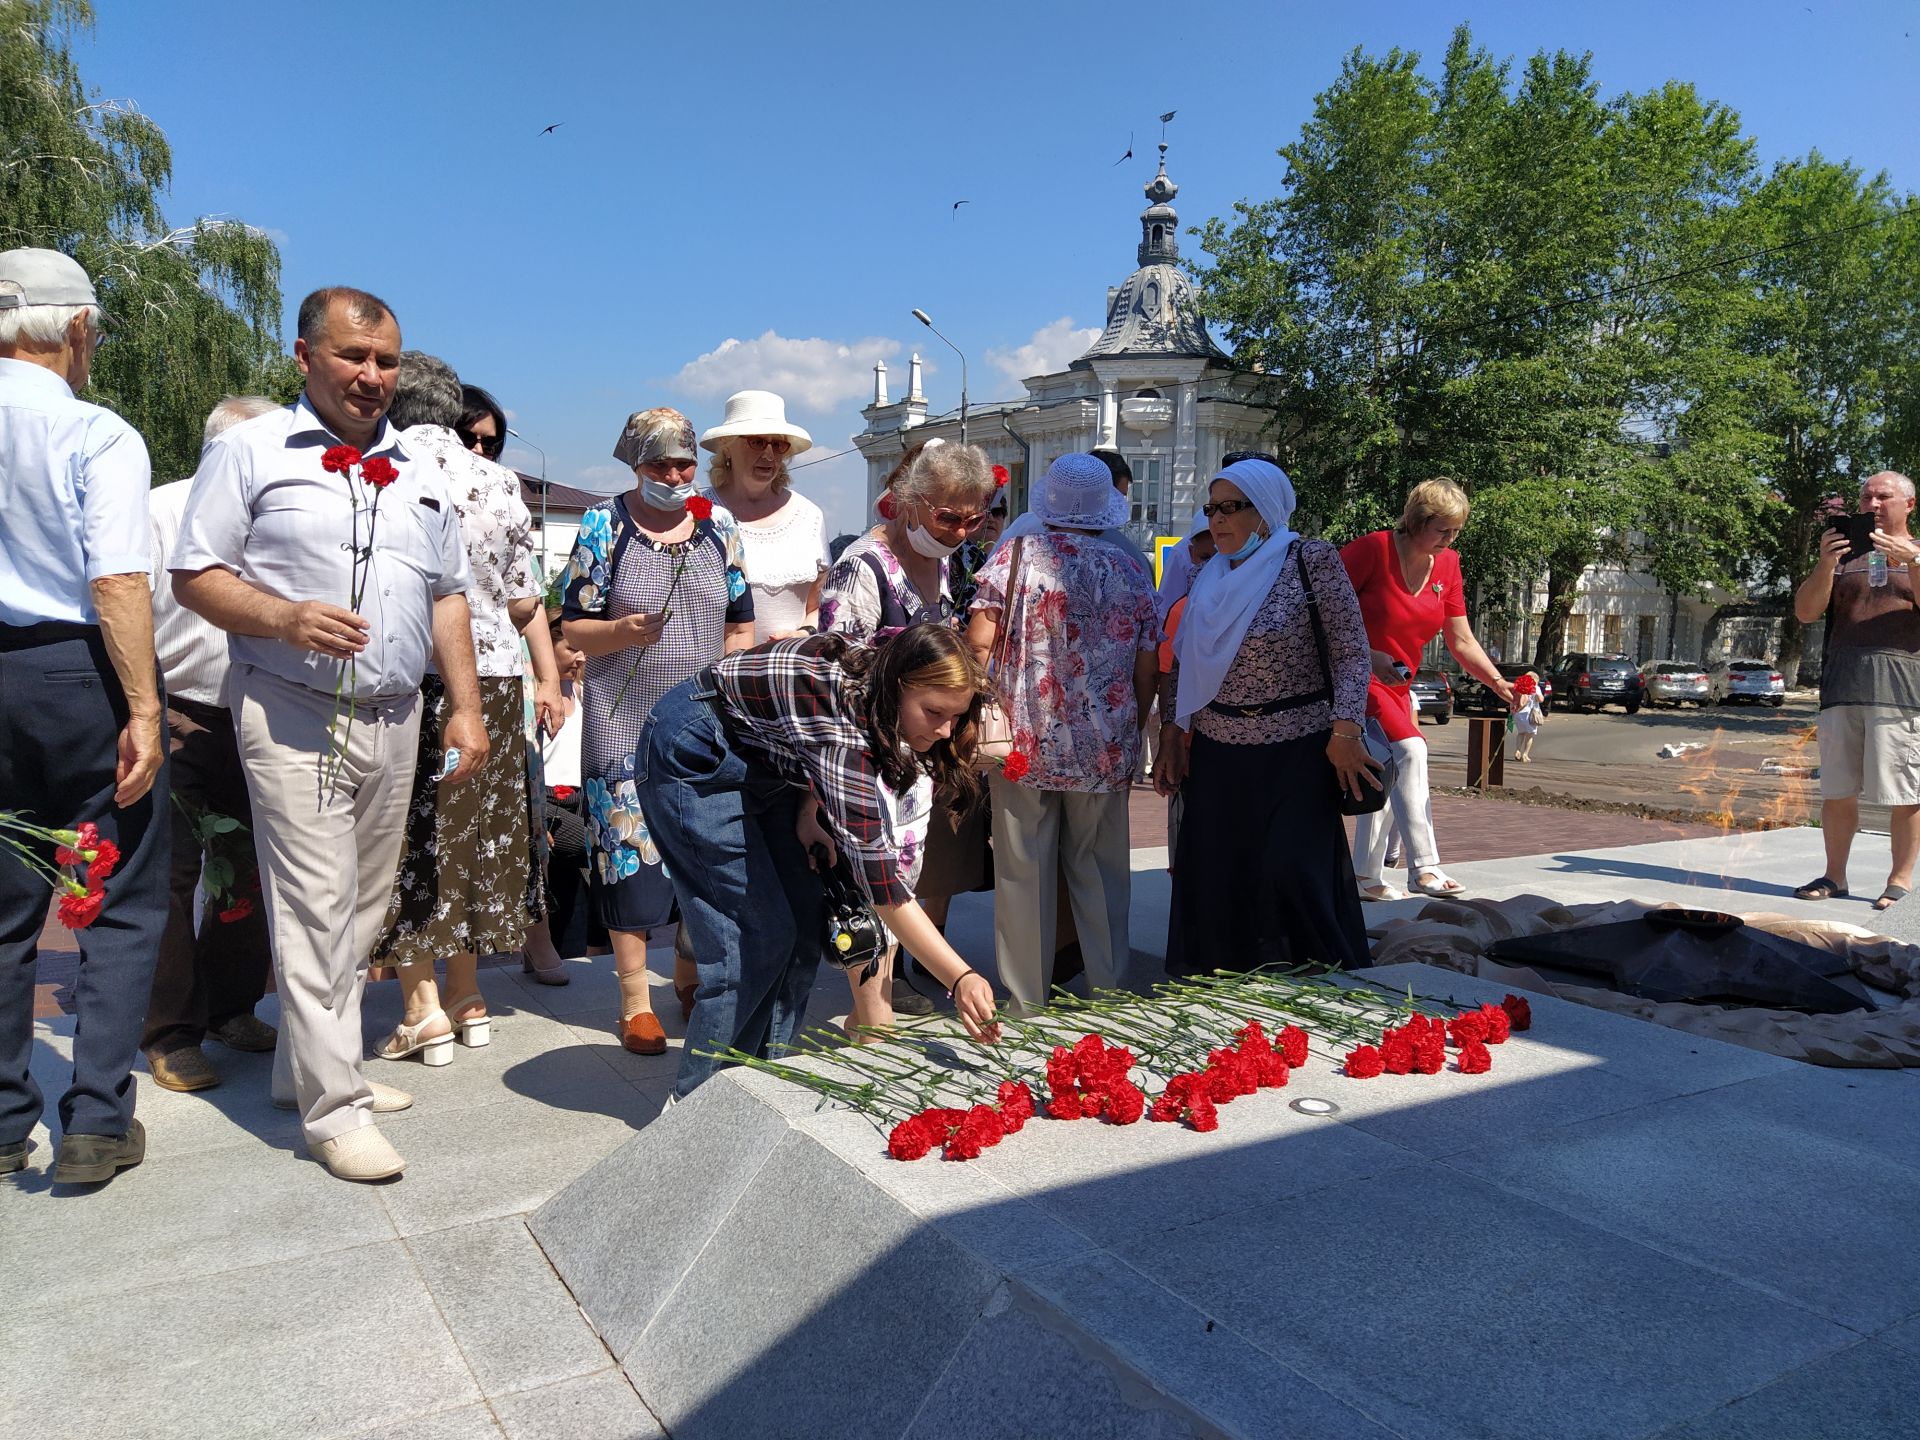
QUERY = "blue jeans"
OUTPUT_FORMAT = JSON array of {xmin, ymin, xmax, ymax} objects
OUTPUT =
[{"xmin": 636, "ymin": 676, "xmax": 826, "ymax": 1099}]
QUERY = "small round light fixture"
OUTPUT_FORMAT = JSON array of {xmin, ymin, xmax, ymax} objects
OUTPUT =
[{"xmin": 1289, "ymin": 1097, "xmax": 1340, "ymax": 1117}]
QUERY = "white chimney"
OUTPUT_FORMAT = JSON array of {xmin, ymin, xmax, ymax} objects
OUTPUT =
[
  {"xmin": 873, "ymin": 360, "xmax": 889, "ymax": 407},
  {"xmin": 907, "ymin": 352, "xmax": 924, "ymax": 403}
]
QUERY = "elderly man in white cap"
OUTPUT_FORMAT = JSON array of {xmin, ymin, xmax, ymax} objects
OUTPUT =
[
  {"xmin": 964, "ymin": 452, "xmax": 1161, "ymax": 1010},
  {"xmin": 0, "ymin": 247, "xmax": 169, "ymax": 1187}
]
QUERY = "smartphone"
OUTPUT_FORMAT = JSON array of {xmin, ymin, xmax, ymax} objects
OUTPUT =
[{"xmin": 1827, "ymin": 512, "xmax": 1874, "ymax": 560}]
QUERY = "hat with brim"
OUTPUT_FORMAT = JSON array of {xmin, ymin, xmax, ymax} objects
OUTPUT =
[
  {"xmin": 699, "ymin": 390, "xmax": 812, "ymax": 456},
  {"xmin": 1031, "ymin": 451, "xmax": 1131, "ymax": 531}
]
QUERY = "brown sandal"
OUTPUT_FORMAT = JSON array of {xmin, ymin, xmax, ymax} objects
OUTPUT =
[{"xmin": 675, "ymin": 983, "xmax": 698, "ymax": 1021}]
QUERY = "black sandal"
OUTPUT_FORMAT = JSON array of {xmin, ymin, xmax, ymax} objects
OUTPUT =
[
  {"xmin": 1793, "ymin": 876, "xmax": 1849, "ymax": 900},
  {"xmin": 1874, "ymin": 884, "xmax": 1909, "ymax": 912}
]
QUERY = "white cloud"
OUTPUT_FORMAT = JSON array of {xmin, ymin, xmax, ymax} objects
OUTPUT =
[
  {"xmin": 666, "ymin": 330, "xmax": 907, "ymax": 415},
  {"xmin": 985, "ymin": 316, "xmax": 1101, "ymax": 388}
]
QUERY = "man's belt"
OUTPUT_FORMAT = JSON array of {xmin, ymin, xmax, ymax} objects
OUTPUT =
[{"xmin": 0, "ymin": 620, "xmax": 98, "ymax": 651}]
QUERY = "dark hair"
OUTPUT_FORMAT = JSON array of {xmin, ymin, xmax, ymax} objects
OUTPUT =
[
  {"xmin": 1091, "ymin": 448, "xmax": 1132, "ymax": 485},
  {"xmin": 1221, "ymin": 449, "xmax": 1279, "ymax": 468},
  {"xmin": 459, "ymin": 384, "xmax": 507, "ymax": 443},
  {"xmin": 296, "ymin": 286, "xmax": 395, "ymax": 346},
  {"xmin": 822, "ymin": 624, "xmax": 988, "ymax": 823}
]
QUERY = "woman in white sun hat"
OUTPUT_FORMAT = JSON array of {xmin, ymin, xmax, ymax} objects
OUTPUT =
[{"xmin": 700, "ymin": 391, "xmax": 829, "ymax": 644}]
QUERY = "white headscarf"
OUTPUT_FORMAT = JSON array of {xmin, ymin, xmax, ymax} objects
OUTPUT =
[
  {"xmin": 1171, "ymin": 459, "xmax": 1301, "ymax": 729},
  {"xmin": 1155, "ymin": 508, "xmax": 1212, "ymax": 622}
]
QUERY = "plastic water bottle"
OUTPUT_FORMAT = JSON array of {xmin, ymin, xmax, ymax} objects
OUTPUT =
[{"xmin": 1870, "ymin": 550, "xmax": 1889, "ymax": 588}]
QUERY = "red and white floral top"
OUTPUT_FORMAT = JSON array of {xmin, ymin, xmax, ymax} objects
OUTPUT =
[{"xmin": 970, "ymin": 531, "xmax": 1160, "ymax": 792}]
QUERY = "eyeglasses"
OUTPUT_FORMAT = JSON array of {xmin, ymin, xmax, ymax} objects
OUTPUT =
[
  {"xmin": 989, "ymin": 507, "xmax": 1008, "ymax": 519},
  {"xmin": 1201, "ymin": 499, "xmax": 1258, "ymax": 518},
  {"xmin": 458, "ymin": 428, "xmax": 504, "ymax": 459},
  {"xmin": 928, "ymin": 507, "xmax": 991, "ymax": 533},
  {"xmin": 740, "ymin": 436, "xmax": 792, "ymax": 454}
]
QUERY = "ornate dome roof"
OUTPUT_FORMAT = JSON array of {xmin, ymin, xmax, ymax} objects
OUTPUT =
[{"xmin": 1075, "ymin": 143, "xmax": 1226, "ymax": 367}]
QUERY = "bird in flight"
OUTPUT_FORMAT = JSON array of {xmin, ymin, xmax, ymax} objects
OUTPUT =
[
  {"xmin": 1114, "ymin": 131, "xmax": 1133, "ymax": 165},
  {"xmin": 538, "ymin": 122, "xmax": 564, "ymax": 136},
  {"xmin": 951, "ymin": 200, "xmax": 970, "ymax": 216}
]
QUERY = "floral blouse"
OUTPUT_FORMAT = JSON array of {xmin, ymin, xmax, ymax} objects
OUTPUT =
[
  {"xmin": 403, "ymin": 424, "xmax": 538, "ymax": 677},
  {"xmin": 1164, "ymin": 539, "xmax": 1371, "ymax": 746},
  {"xmin": 970, "ymin": 532, "xmax": 1159, "ymax": 792},
  {"xmin": 818, "ymin": 531, "xmax": 952, "ymax": 642}
]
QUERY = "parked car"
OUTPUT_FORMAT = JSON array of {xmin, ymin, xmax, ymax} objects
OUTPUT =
[
  {"xmin": 1458, "ymin": 662, "xmax": 1553, "ymax": 716},
  {"xmin": 1409, "ymin": 671, "xmax": 1453, "ymax": 725},
  {"xmin": 1548, "ymin": 652, "xmax": 1644, "ymax": 713},
  {"xmin": 1639, "ymin": 660, "xmax": 1712, "ymax": 708},
  {"xmin": 1708, "ymin": 659, "xmax": 1786, "ymax": 707}
]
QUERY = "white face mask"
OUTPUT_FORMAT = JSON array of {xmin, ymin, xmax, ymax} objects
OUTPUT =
[
  {"xmin": 640, "ymin": 476, "xmax": 695, "ymax": 511},
  {"xmin": 904, "ymin": 521, "xmax": 962, "ymax": 560}
]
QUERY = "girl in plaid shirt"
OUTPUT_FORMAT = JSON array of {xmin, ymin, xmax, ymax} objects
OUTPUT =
[{"xmin": 637, "ymin": 624, "xmax": 1004, "ymax": 1096}]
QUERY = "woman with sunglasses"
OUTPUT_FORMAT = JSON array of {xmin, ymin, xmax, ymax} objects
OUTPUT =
[
  {"xmin": 1154, "ymin": 458, "xmax": 1378, "ymax": 973},
  {"xmin": 456, "ymin": 384, "xmax": 508, "ymax": 461},
  {"xmin": 819, "ymin": 440, "xmax": 999, "ymax": 1033},
  {"xmin": 698, "ymin": 390, "xmax": 829, "ymax": 643},
  {"xmin": 561, "ymin": 407, "xmax": 756, "ymax": 1055}
]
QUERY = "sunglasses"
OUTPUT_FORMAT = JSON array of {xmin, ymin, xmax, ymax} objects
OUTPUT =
[
  {"xmin": 1201, "ymin": 499, "xmax": 1258, "ymax": 518},
  {"xmin": 928, "ymin": 507, "xmax": 991, "ymax": 533},
  {"xmin": 740, "ymin": 436, "xmax": 792, "ymax": 454},
  {"xmin": 458, "ymin": 428, "xmax": 504, "ymax": 459}
]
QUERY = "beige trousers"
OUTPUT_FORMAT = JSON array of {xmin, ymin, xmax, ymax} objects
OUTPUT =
[
  {"xmin": 988, "ymin": 775, "xmax": 1137, "ymax": 1012},
  {"xmin": 232, "ymin": 665, "xmax": 420, "ymax": 1145}
]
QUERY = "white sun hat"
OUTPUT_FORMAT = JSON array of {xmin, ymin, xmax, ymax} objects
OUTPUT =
[
  {"xmin": 1030, "ymin": 451, "xmax": 1130, "ymax": 530},
  {"xmin": 698, "ymin": 390, "xmax": 813, "ymax": 455}
]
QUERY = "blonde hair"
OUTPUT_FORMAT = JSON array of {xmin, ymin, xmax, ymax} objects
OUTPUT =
[
  {"xmin": 709, "ymin": 435, "xmax": 792, "ymax": 494},
  {"xmin": 1398, "ymin": 478, "xmax": 1471, "ymax": 535}
]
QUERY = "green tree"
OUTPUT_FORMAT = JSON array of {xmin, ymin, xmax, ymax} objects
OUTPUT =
[
  {"xmin": 0, "ymin": 0, "xmax": 289, "ymax": 480},
  {"xmin": 1194, "ymin": 26, "xmax": 1771, "ymax": 666}
]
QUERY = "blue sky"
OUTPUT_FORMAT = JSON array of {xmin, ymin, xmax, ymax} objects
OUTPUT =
[{"xmin": 76, "ymin": 0, "xmax": 1919, "ymax": 534}]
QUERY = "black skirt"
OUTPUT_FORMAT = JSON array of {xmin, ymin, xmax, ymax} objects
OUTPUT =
[{"xmin": 1166, "ymin": 729, "xmax": 1370, "ymax": 974}]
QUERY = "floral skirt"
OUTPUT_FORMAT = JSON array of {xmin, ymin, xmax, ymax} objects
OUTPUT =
[
  {"xmin": 584, "ymin": 748, "xmax": 676, "ymax": 934},
  {"xmin": 370, "ymin": 676, "xmax": 531, "ymax": 965}
]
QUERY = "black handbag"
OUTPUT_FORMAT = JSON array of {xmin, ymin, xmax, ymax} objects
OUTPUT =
[
  {"xmin": 809, "ymin": 839, "xmax": 887, "ymax": 982},
  {"xmin": 1295, "ymin": 546, "xmax": 1396, "ymax": 816}
]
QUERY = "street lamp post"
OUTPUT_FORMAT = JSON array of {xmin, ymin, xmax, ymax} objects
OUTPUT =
[
  {"xmin": 910, "ymin": 307, "xmax": 967, "ymax": 445},
  {"xmin": 507, "ymin": 427, "xmax": 553, "ymax": 579}
]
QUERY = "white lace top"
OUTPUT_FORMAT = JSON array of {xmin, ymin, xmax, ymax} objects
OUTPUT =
[{"xmin": 705, "ymin": 487, "xmax": 829, "ymax": 643}]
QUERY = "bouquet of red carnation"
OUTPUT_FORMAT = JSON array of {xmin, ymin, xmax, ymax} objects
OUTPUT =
[{"xmin": 2, "ymin": 813, "xmax": 117, "ymax": 929}]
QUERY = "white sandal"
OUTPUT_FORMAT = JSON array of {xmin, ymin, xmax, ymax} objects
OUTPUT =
[
  {"xmin": 1358, "ymin": 880, "xmax": 1408, "ymax": 902},
  {"xmin": 445, "ymin": 994, "xmax": 490, "ymax": 1048},
  {"xmin": 375, "ymin": 1010, "xmax": 454, "ymax": 1066},
  {"xmin": 1411, "ymin": 870, "xmax": 1469, "ymax": 898}
]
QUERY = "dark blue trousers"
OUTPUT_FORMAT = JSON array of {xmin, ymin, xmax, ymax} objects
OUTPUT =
[{"xmin": 0, "ymin": 630, "xmax": 170, "ymax": 1143}]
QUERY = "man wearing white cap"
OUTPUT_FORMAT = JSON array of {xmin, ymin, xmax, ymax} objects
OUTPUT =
[{"xmin": 0, "ymin": 247, "xmax": 169, "ymax": 1186}]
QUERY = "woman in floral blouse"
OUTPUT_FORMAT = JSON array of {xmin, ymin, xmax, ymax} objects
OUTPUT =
[
  {"xmin": 370, "ymin": 354, "xmax": 566, "ymax": 1066},
  {"xmin": 1155, "ymin": 459, "xmax": 1379, "ymax": 972},
  {"xmin": 966, "ymin": 454, "xmax": 1160, "ymax": 1010},
  {"xmin": 562, "ymin": 407, "xmax": 754, "ymax": 1055}
]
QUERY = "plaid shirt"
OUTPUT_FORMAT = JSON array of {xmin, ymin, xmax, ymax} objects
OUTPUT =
[{"xmin": 713, "ymin": 636, "xmax": 929, "ymax": 907}]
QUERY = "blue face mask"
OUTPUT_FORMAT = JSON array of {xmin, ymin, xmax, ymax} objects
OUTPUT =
[{"xmin": 1222, "ymin": 528, "xmax": 1267, "ymax": 562}]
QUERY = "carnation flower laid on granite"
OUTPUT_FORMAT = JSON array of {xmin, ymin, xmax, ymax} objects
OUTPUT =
[{"xmin": 705, "ymin": 967, "xmax": 1539, "ymax": 1162}]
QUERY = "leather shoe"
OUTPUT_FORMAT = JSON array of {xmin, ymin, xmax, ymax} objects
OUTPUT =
[
  {"xmin": 208, "ymin": 1013, "xmax": 278, "ymax": 1052},
  {"xmin": 273, "ymin": 1081, "xmax": 413, "ymax": 1114},
  {"xmin": 620, "ymin": 1011, "xmax": 668, "ymax": 1055},
  {"xmin": 0, "ymin": 1138, "xmax": 29, "ymax": 1176},
  {"xmin": 53, "ymin": 1118, "xmax": 145, "ymax": 1185},
  {"xmin": 889, "ymin": 978, "xmax": 935, "ymax": 1017},
  {"xmin": 147, "ymin": 1045, "xmax": 219, "ymax": 1092},
  {"xmin": 309, "ymin": 1126, "xmax": 404, "ymax": 1182}
]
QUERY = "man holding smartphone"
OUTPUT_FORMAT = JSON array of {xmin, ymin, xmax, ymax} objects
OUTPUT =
[{"xmin": 1792, "ymin": 471, "xmax": 1920, "ymax": 911}]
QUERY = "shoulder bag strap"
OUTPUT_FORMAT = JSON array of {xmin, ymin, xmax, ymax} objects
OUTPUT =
[
  {"xmin": 1297, "ymin": 541, "xmax": 1333, "ymax": 696},
  {"xmin": 988, "ymin": 536, "xmax": 1025, "ymax": 678}
]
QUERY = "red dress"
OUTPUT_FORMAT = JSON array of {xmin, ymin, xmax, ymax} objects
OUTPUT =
[{"xmin": 1339, "ymin": 529, "xmax": 1466, "ymax": 744}]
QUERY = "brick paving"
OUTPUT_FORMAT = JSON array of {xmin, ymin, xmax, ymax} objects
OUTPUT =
[{"xmin": 30, "ymin": 788, "xmax": 1721, "ymax": 1020}]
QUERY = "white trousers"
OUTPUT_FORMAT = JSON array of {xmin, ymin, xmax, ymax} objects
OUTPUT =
[
  {"xmin": 1351, "ymin": 737, "xmax": 1441, "ymax": 884},
  {"xmin": 233, "ymin": 665, "xmax": 420, "ymax": 1145},
  {"xmin": 988, "ymin": 776, "xmax": 1139, "ymax": 1013}
]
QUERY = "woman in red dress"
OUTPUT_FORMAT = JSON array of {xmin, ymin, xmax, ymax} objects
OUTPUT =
[{"xmin": 1341, "ymin": 479, "xmax": 1513, "ymax": 900}]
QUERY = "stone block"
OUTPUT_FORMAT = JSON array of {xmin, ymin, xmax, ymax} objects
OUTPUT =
[
  {"xmin": 490, "ymin": 1370, "xmax": 664, "ymax": 1440},
  {"xmin": 1113, "ymin": 1162, "xmax": 1852, "ymax": 1440},
  {"xmin": 406, "ymin": 1217, "xmax": 608, "ymax": 1399},
  {"xmin": 1651, "ymin": 1339, "xmax": 1920, "ymax": 1439},
  {"xmin": 1875, "ymin": 1313, "xmax": 1920, "ymax": 1356},
  {"xmin": 349, "ymin": 1403, "xmax": 507, "ymax": 1440},
  {"xmin": 1450, "ymin": 1092, "xmax": 1920, "ymax": 1332},
  {"xmin": 1686, "ymin": 1062, "xmax": 1920, "ymax": 1174}
]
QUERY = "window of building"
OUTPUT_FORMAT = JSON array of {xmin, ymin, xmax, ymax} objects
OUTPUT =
[
  {"xmin": 1128, "ymin": 456, "xmax": 1164, "ymax": 530},
  {"xmin": 1603, "ymin": 614, "xmax": 1624, "ymax": 654},
  {"xmin": 1636, "ymin": 614, "xmax": 1656, "ymax": 661}
]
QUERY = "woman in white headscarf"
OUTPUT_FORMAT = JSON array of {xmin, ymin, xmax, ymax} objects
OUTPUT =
[{"xmin": 1154, "ymin": 459, "xmax": 1379, "ymax": 971}]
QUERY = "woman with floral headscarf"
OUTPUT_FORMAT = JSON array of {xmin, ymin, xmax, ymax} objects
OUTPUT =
[{"xmin": 562, "ymin": 407, "xmax": 755, "ymax": 1054}]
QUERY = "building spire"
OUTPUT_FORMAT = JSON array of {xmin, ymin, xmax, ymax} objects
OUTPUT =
[{"xmin": 1138, "ymin": 141, "xmax": 1179, "ymax": 267}]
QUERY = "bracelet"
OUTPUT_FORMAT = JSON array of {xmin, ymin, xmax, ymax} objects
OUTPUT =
[
  {"xmin": 946, "ymin": 967, "xmax": 980, "ymax": 1000},
  {"xmin": 1331, "ymin": 724, "xmax": 1362, "ymax": 739}
]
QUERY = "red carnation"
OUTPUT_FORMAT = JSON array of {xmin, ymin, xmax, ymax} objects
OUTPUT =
[
  {"xmin": 686, "ymin": 495, "xmax": 714, "ymax": 521},
  {"xmin": 1256, "ymin": 1052, "xmax": 1291, "ymax": 1087},
  {"xmin": 57, "ymin": 888, "xmax": 103, "ymax": 929},
  {"xmin": 945, "ymin": 1105, "xmax": 1005, "ymax": 1160},
  {"xmin": 1381, "ymin": 1032, "xmax": 1415, "ymax": 1075},
  {"xmin": 1186, "ymin": 1095, "xmax": 1219, "ymax": 1132},
  {"xmin": 1278, "ymin": 1024, "xmax": 1309, "ymax": 1068},
  {"xmin": 1413, "ymin": 1037, "xmax": 1446, "ymax": 1075},
  {"xmin": 1149, "ymin": 1093, "xmax": 1184, "ymax": 1123},
  {"xmin": 1501, "ymin": 994, "xmax": 1532, "ymax": 1032},
  {"xmin": 1000, "ymin": 751, "xmax": 1031, "ymax": 783},
  {"xmin": 76, "ymin": 821, "xmax": 100, "ymax": 849},
  {"xmin": 1457, "ymin": 1039, "xmax": 1493, "ymax": 1075},
  {"xmin": 888, "ymin": 1116, "xmax": 935, "ymax": 1161},
  {"xmin": 1449, "ymin": 1011, "xmax": 1488, "ymax": 1048},
  {"xmin": 55, "ymin": 846, "xmax": 82, "ymax": 866},
  {"xmin": 1105, "ymin": 1080, "xmax": 1146, "ymax": 1125},
  {"xmin": 320, "ymin": 445, "xmax": 362, "ymax": 475},
  {"xmin": 996, "ymin": 1079, "xmax": 1035, "ymax": 1126},
  {"xmin": 991, "ymin": 465, "xmax": 1010, "ymax": 488},
  {"xmin": 85, "ymin": 838, "xmax": 120, "ymax": 884},
  {"xmin": 1046, "ymin": 1091, "xmax": 1087, "ymax": 1122},
  {"xmin": 218, "ymin": 897, "xmax": 254, "ymax": 924},
  {"xmin": 360, "ymin": 455, "xmax": 398, "ymax": 488},
  {"xmin": 1345, "ymin": 1045, "xmax": 1385, "ymax": 1079},
  {"xmin": 1478, "ymin": 1003, "xmax": 1512, "ymax": 1044}
]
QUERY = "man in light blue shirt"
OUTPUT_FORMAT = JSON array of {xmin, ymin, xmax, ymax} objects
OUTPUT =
[
  {"xmin": 0, "ymin": 247, "xmax": 169, "ymax": 1188},
  {"xmin": 173, "ymin": 286, "xmax": 488, "ymax": 1183}
]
